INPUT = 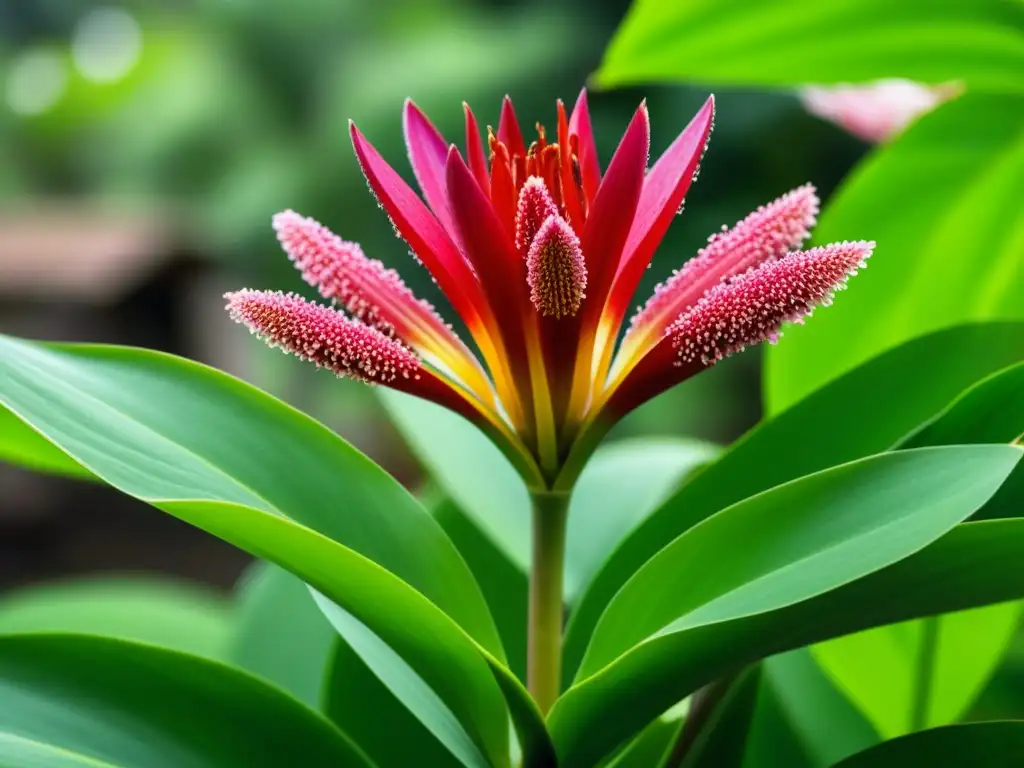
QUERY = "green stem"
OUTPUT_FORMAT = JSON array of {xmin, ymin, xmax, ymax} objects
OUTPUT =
[
  {"xmin": 528, "ymin": 490, "xmax": 569, "ymax": 715},
  {"xmin": 911, "ymin": 616, "xmax": 939, "ymax": 731}
]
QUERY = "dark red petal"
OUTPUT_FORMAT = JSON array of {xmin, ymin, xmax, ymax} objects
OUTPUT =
[
  {"xmin": 569, "ymin": 88, "xmax": 601, "ymax": 201},
  {"xmin": 446, "ymin": 147, "xmax": 534, "ymax": 408},
  {"xmin": 603, "ymin": 96, "xmax": 715, "ymax": 343},
  {"xmin": 498, "ymin": 95, "xmax": 527, "ymax": 159},
  {"xmin": 349, "ymin": 121, "xmax": 483, "ymax": 329},
  {"xmin": 403, "ymin": 100, "xmax": 459, "ymax": 238},
  {"xmin": 463, "ymin": 101, "xmax": 491, "ymax": 194},
  {"xmin": 578, "ymin": 101, "xmax": 650, "ymax": 332},
  {"xmin": 557, "ymin": 100, "xmax": 586, "ymax": 231}
]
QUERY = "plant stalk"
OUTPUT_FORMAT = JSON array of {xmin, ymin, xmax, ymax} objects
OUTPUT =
[{"xmin": 528, "ymin": 490, "xmax": 569, "ymax": 715}]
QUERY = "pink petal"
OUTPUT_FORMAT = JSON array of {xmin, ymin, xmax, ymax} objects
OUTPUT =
[
  {"xmin": 403, "ymin": 100, "xmax": 459, "ymax": 238},
  {"xmin": 463, "ymin": 101, "xmax": 491, "ymax": 193},
  {"xmin": 349, "ymin": 121, "xmax": 483, "ymax": 330},
  {"xmin": 603, "ymin": 96, "xmax": 715, "ymax": 338},
  {"xmin": 497, "ymin": 95, "xmax": 527, "ymax": 159},
  {"xmin": 569, "ymin": 88, "xmax": 601, "ymax": 201}
]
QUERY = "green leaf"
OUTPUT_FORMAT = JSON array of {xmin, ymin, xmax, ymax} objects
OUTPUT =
[
  {"xmin": 595, "ymin": 0, "xmax": 1024, "ymax": 93},
  {"xmin": 429, "ymin": 494, "xmax": 529, "ymax": 682},
  {"xmin": 766, "ymin": 94, "xmax": 1024, "ymax": 413},
  {"xmin": 314, "ymin": 593, "xmax": 489, "ymax": 768},
  {"xmin": 830, "ymin": 722, "xmax": 1024, "ymax": 768},
  {"xmin": 604, "ymin": 715, "xmax": 683, "ymax": 768},
  {"xmin": 566, "ymin": 323, "xmax": 1024, "ymax": 681},
  {"xmin": 550, "ymin": 446, "xmax": 1022, "ymax": 767},
  {"xmin": 0, "ymin": 578, "xmax": 232, "ymax": 661},
  {"xmin": 229, "ymin": 562, "xmax": 336, "ymax": 708},
  {"xmin": 813, "ymin": 604, "xmax": 1024, "ymax": 738},
  {"xmin": 676, "ymin": 667, "xmax": 762, "ymax": 768},
  {"xmin": 0, "ymin": 408, "xmax": 91, "ymax": 480},
  {"xmin": 0, "ymin": 337, "xmax": 522, "ymax": 768},
  {"xmin": 383, "ymin": 388, "xmax": 717, "ymax": 603},
  {"xmin": 0, "ymin": 633, "xmax": 372, "ymax": 767},
  {"xmin": 753, "ymin": 650, "xmax": 878, "ymax": 767},
  {"xmin": 810, "ymin": 362, "xmax": 1024, "ymax": 738}
]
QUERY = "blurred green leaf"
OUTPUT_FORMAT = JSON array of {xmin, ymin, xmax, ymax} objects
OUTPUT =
[
  {"xmin": 0, "ymin": 633, "xmax": 371, "ymax": 767},
  {"xmin": 814, "ymin": 603, "xmax": 1024, "ymax": 739},
  {"xmin": 595, "ymin": 0, "xmax": 1024, "ymax": 93},
  {"xmin": 0, "ymin": 578, "xmax": 231, "ymax": 660},
  {"xmin": 766, "ymin": 94, "xmax": 1024, "ymax": 413},
  {"xmin": 566, "ymin": 323, "xmax": 1024, "ymax": 681},
  {"xmin": 751, "ymin": 650, "xmax": 878, "ymax": 767},
  {"xmin": 831, "ymin": 722, "xmax": 1024, "ymax": 767},
  {"xmin": 551, "ymin": 446, "xmax": 1022, "ymax": 767},
  {"xmin": 675, "ymin": 667, "xmax": 762, "ymax": 768},
  {"xmin": 604, "ymin": 714, "xmax": 683, "ymax": 768},
  {"xmin": 0, "ymin": 336, "xmax": 523, "ymax": 768},
  {"xmin": 229, "ymin": 562, "xmax": 335, "ymax": 708}
]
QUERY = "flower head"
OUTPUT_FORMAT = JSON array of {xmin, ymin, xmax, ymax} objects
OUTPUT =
[{"xmin": 226, "ymin": 91, "xmax": 873, "ymax": 490}]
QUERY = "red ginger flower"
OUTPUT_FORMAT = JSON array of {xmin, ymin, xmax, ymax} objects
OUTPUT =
[{"xmin": 226, "ymin": 91, "xmax": 874, "ymax": 490}]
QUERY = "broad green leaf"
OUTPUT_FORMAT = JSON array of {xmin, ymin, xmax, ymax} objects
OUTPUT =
[
  {"xmin": 565, "ymin": 323, "xmax": 1024, "ymax": 681},
  {"xmin": 766, "ymin": 94, "xmax": 1024, "ymax": 413},
  {"xmin": 676, "ymin": 667, "xmax": 762, "ymax": 768},
  {"xmin": 550, "ymin": 447, "xmax": 1022, "ymax": 767},
  {"xmin": 429, "ymin": 494, "xmax": 529, "ymax": 682},
  {"xmin": 383, "ymin": 387, "xmax": 715, "ymax": 601},
  {"xmin": 0, "ymin": 633, "xmax": 371, "ymax": 767},
  {"xmin": 0, "ymin": 336, "xmax": 501, "ymax": 658},
  {"xmin": 752, "ymin": 650, "xmax": 878, "ymax": 767},
  {"xmin": 0, "ymin": 409, "xmax": 92, "ymax": 480},
  {"xmin": 0, "ymin": 337, "xmax": 522, "ymax": 768},
  {"xmin": 229, "ymin": 562, "xmax": 336, "ymax": 708},
  {"xmin": 0, "ymin": 578, "xmax": 232, "ymax": 661},
  {"xmin": 742, "ymin": 665, "xmax": 817, "ymax": 768},
  {"xmin": 831, "ymin": 722, "xmax": 1024, "ymax": 767},
  {"xmin": 595, "ymin": 0, "xmax": 1024, "ymax": 93},
  {"xmin": 812, "ymin": 363, "xmax": 1024, "ymax": 738},
  {"xmin": 813, "ymin": 604, "xmax": 1024, "ymax": 738}
]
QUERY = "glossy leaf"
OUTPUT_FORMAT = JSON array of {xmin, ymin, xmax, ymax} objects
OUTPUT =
[
  {"xmin": 767, "ymin": 94, "xmax": 1024, "ymax": 413},
  {"xmin": 550, "ymin": 447, "xmax": 1022, "ymax": 767},
  {"xmin": 229, "ymin": 562, "xmax": 336, "ymax": 708},
  {"xmin": 566, "ymin": 323, "xmax": 1024, "ymax": 680},
  {"xmin": 0, "ymin": 409, "xmax": 91, "ymax": 480},
  {"xmin": 595, "ymin": 0, "xmax": 1024, "ymax": 93},
  {"xmin": 0, "ymin": 633, "xmax": 372, "ymax": 767},
  {"xmin": 0, "ymin": 337, "xmax": 521, "ymax": 768},
  {"xmin": 0, "ymin": 578, "xmax": 232, "ymax": 661},
  {"xmin": 810, "ymin": 362, "xmax": 1024, "ymax": 738},
  {"xmin": 831, "ymin": 722, "xmax": 1024, "ymax": 767},
  {"xmin": 382, "ymin": 389, "xmax": 715, "ymax": 602}
]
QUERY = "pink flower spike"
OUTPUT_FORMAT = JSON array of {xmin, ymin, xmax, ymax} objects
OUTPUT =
[
  {"xmin": 670, "ymin": 240, "xmax": 874, "ymax": 367},
  {"xmin": 516, "ymin": 177, "xmax": 559, "ymax": 254},
  {"xmin": 527, "ymin": 214, "xmax": 587, "ymax": 319},
  {"xmin": 607, "ymin": 241, "xmax": 873, "ymax": 417},
  {"xmin": 225, "ymin": 289, "xmax": 420, "ymax": 384},
  {"xmin": 626, "ymin": 184, "xmax": 820, "ymax": 351}
]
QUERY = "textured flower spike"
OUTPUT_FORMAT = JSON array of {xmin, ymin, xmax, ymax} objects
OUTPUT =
[
  {"xmin": 603, "ymin": 241, "xmax": 874, "ymax": 419},
  {"xmin": 227, "ymin": 90, "xmax": 873, "ymax": 490},
  {"xmin": 617, "ymin": 184, "xmax": 819, "ymax": 369}
]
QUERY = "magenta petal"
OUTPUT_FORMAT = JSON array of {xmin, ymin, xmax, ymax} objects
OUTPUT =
[
  {"xmin": 350, "ymin": 121, "xmax": 482, "ymax": 327},
  {"xmin": 463, "ymin": 102, "xmax": 491, "ymax": 193},
  {"xmin": 580, "ymin": 101, "xmax": 650, "ymax": 324},
  {"xmin": 498, "ymin": 95, "xmax": 527, "ymax": 159},
  {"xmin": 403, "ymin": 100, "xmax": 459, "ymax": 238},
  {"xmin": 569, "ymin": 88, "xmax": 601, "ymax": 200},
  {"xmin": 604, "ymin": 96, "xmax": 715, "ymax": 335}
]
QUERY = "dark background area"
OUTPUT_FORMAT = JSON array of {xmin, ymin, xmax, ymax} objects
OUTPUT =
[{"xmin": 0, "ymin": 0, "xmax": 866, "ymax": 593}]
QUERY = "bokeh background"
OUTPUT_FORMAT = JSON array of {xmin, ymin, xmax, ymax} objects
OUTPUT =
[{"xmin": 0, "ymin": 0, "xmax": 868, "ymax": 593}]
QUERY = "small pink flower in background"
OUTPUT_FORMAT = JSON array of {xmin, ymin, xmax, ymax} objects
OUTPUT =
[{"xmin": 801, "ymin": 79, "xmax": 958, "ymax": 143}]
